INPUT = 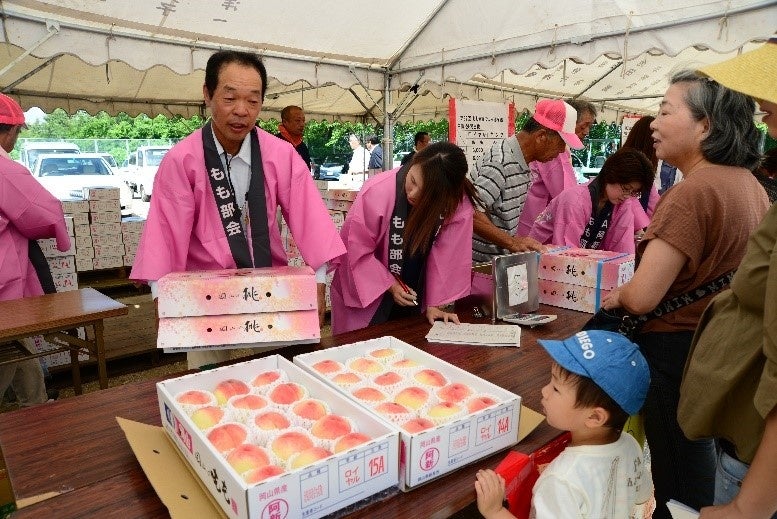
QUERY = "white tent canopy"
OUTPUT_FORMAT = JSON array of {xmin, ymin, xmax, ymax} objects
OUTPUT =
[{"xmin": 0, "ymin": 0, "xmax": 774, "ymax": 123}]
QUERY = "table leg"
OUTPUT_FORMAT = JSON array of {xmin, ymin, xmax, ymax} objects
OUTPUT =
[
  {"xmin": 67, "ymin": 330, "xmax": 83, "ymax": 395},
  {"xmin": 93, "ymin": 320, "xmax": 108, "ymax": 390}
]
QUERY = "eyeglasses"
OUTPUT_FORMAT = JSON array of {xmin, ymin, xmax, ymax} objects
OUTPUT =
[{"xmin": 620, "ymin": 184, "xmax": 642, "ymax": 198}]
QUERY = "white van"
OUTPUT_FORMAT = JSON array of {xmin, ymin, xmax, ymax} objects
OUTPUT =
[
  {"xmin": 19, "ymin": 141, "xmax": 81, "ymax": 170},
  {"xmin": 119, "ymin": 145, "xmax": 172, "ymax": 202}
]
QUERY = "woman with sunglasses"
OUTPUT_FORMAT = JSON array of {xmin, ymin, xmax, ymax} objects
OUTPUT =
[{"xmin": 528, "ymin": 148, "xmax": 655, "ymax": 253}]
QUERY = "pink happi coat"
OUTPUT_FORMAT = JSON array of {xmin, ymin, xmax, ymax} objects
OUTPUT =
[
  {"xmin": 330, "ymin": 169, "xmax": 474, "ymax": 335},
  {"xmin": 0, "ymin": 155, "xmax": 70, "ymax": 301},
  {"xmin": 517, "ymin": 149, "xmax": 578, "ymax": 236},
  {"xmin": 130, "ymin": 128, "xmax": 345, "ymax": 282},
  {"xmin": 528, "ymin": 182, "xmax": 651, "ymax": 254}
]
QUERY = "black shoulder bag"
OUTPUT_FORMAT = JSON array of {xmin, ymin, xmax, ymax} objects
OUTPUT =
[{"xmin": 583, "ymin": 270, "xmax": 735, "ymax": 340}]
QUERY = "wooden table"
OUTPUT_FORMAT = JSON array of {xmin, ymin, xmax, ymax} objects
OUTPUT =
[
  {"xmin": 0, "ymin": 287, "xmax": 128, "ymax": 395},
  {"xmin": 0, "ymin": 305, "xmax": 590, "ymax": 518}
]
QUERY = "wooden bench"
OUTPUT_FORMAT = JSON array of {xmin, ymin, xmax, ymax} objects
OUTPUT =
[{"xmin": 0, "ymin": 288, "xmax": 128, "ymax": 395}]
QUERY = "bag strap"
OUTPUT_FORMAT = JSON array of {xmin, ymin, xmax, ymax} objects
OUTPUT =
[{"xmin": 621, "ymin": 270, "xmax": 735, "ymax": 334}]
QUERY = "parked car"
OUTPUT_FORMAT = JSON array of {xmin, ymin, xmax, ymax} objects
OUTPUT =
[
  {"xmin": 32, "ymin": 153, "xmax": 133, "ymax": 213},
  {"xmin": 97, "ymin": 152, "xmax": 118, "ymax": 169},
  {"xmin": 119, "ymin": 145, "xmax": 172, "ymax": 201},
  {"xmin": 19, "ymin": 141, "xmax": 80, "ymax": 170},
  {"xmin": 317, "ymin": 162, "xmax": 344, "ymax": 181}
]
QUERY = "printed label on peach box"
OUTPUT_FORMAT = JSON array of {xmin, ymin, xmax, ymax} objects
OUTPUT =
[
  {"xmin": 321, "ymin": 189, "xmax": 358, "ymax": 202},
  {"xmin": 88, "ymin": 199, "xmax": 121, "ymax": 213},
  {"xmin": 91, "ymin": 232, "xmax": 123, "ymax": 247},
  {"xmin": 92, "ymin": 255, "xmax": 124, "ymax": 270},
  {"xmin": 73, "ymin": 224, "xmax": 91, "ymax": 237},
  {"xmin": 94, "ymin": 243, "xmax": 125, "ymax": 258},
  {"xmin": 61, "ymin": 199, "xmax": 90, "ymax": 213},
  {"xmin": 90, "ymin": 210, "xmax": 121, "ymax": 224},
  {"xmin": 74, "ymin": 235, "xmax": 93, "ymax": 249},
  {"xmin": 538, "ymin": 278, "xmax": 610, "ymax": 314},
  {"xmin": 83, "ymin": 187, "xmax": 120, "ymax": 201},
  {"xmin": 539, "ymin": 247, "xmax": 634, "ymax": 290},
  {"xmin": 64, "ymin": 215, "xmax": 74, "ymax": 236},
  {"xmin": 47, "ymin": 255, "xmax": 75, "ymax": 273},
  {"xmin": 37, "ymin": 238, "xmax": 73, "ymax": 257},
  {"xmin": 121, "ymin": 217, "xmax": 146, "ymax": 234},
  {"xmin": 75, "ymin": 246, "xmax": 95, "ymax": 259},
  {"xmin": 75, "ymin": 256, "xmax": 93, "ymax": 272},
  {"xmin": 157, "ymin": 266, "xmax": 318, "ymax": 317},
  {"xmin": 90, "ymin": 222, "xmax": 122, "ymax": 237},
  {"xmin": 323, "ymin": 199, "xmax": 353, "ymax": 211},
  {"xmin": 53, "ymin": 271, "xmax": 78, "ymax": 291},
  {"xmin": 157, "ymin": 310, "xmax": 320, "ymax": 349}
]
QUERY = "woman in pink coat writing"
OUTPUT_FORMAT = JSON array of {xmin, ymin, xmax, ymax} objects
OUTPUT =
[
  {"xmin": 528, "ymin": 148, "xmax": 655, "ymax": 253},
  {"xmin": 330, "ymin": 142, "xmax": 480, "ymax": 334}
]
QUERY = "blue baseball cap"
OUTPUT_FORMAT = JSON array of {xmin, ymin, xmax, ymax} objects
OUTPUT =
[{"xmin": 538, "ymin": 330, "xmax": 650, "ymax": 415}]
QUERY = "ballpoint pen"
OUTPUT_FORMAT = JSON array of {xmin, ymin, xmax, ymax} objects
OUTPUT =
[{"xmin": 392, "ymin": 273, "xmax": 418, "ymax": 305}]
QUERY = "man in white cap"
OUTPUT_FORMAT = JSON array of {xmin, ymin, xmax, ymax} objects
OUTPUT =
[
  {"xmin": 469, "ymin": 99, "xmax": 584, "ymax": 262},
  {"xmin": 0, "ymin": 93, "xmax": 70, "ymax": 406}
]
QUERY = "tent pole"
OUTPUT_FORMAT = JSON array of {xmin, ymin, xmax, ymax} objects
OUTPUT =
[{"xmin": 383, "ymin": 73, "xmax": 392, "ymax": 171}]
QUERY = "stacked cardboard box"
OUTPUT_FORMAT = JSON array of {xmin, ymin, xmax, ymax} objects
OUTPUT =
[
  {"xmin": 61, "ymin": 198, "xmax": 94, "ymax": 271},
  {"xmin": 317, "ymin": 188, "xmax": 357, "ymax": 309},
  {"xmin": 84, "ymin": 187, "xmax": 124, "ymax": 270},
  {"xmin": 121, "ymin": 216, "xmax": 145, "ymax": 266},
  {"xmin": 538, "ymin": 247, "xmax": 635, "ymax": 313},
  {"xmin": 156, "ymin": 267, "xmax": 321, "ymax": 351},
  {"xmin": 34, "ymin": 218, "xmax": 88, "ymax": 367}
]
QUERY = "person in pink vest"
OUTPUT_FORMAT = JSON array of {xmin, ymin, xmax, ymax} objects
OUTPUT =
[
  {"xmin": 529, "ymin": 149, "xmax": 655, "ymax": 254},
  {"xmin": 0, "ymin": 93, "xmax": 70, "ymax": 405},
  {"xmin": 330, "ymin": 142, "xmax": 478, "ymax": 335},
  {"xmin": 130, "ymin": 51, "xmax": 345, "ymax": 369},
  {"xmin": 516, "ymin": 99, "xmax": 597, "ymax": 236}
]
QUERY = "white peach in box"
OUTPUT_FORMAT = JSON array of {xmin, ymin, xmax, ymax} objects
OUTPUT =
[
  {"xmin": 175, "ymin": 389, "xmax": 215, "ymax": 406},
  {"xmin": 291, "ymin": 399, "xmax": 329, "ymax": 422},
  {"xmin": 351, "ymin": 387, "xmax": 388, "ymax": 403},
  {"xmin": 271, "ymin": 430, "xmax": 315, "ymax": 462},
  {"xmin": 191, "ymin": 405, "xmax": 225, "ymax": 430},
  {"xmin": 243, "ymin": 465, "xmax": 286, "ymax": 485},
  {"xmin": 414, "ymin": 368, "xmax": 447, "ymax": 388},
  {"xmin": 288, "ymin": 447, "xmax": 333, "ymax": 470},
  {"xmin": 373, "ymin": 371, "xmax": 402, "ymax": 388},
  {"xmin": 226, "ymin": 444, "xmax": 271, "ymax": 474},
  {"xmin": 426, "ymin": 402, "xmax": 463, "ymax": 424},
  {"xmin": 229, "ymin": 394, "xmax": 268, "ymax": 411},
  {"xmin": 331, "ymin": 372, "xmax": 362, "ymax": 387},
  {"xmin": 250, "ymin": 369, "xmax": 285, "ymax": 390},
  {"xmin": 347, "ymin": 357, "xmax": 384, "ymax": 375},
  {"xmin": 268, "ymin": 382, "xmax": 307, "ymax": 406},
  {"xmin": 402, "ymin": 418, "xmax": 435, "ymax": 434},
  {"xmin": 310, "ymin": 414, "xmax": 352, "ymax": 441},
  {"xmin": 333, "ymin": 432, "xmax": 372, "ymax": 454},
  {"xmin": 311, "ymin": 359, "xmax": 343, "ymax": 375},
  {"xmin": 368, "ymin": 347, "xmax": 401, "ymax": 364},
  {"xmin": 467, "ymin": 395, "xmax": 500, "ymax": 413},
  {"xmin": 254, "ymin": 410, "xmax": 291, "ymax": 431},
  {"xmin": 207, "ymin": 422, "xmax": 248, "ymax": 454},
  {"xmin": 213, "ymin": 379, "xmax": 250, "ymax": 405},
  {"xmin": 437, "ymin": 383, "xmax": 474, "ymax": 404},
  {"xmin": 394, "ymin": 386, "xmax": 430, "ymax": 411}
]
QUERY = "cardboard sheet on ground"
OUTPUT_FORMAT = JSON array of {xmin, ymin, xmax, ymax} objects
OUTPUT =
[
  {"xmin": 117, "ymin": 417, "xmax": 225, "ymax": 519},
  {"xmin": 517, "ymin": 405, "xmax": 545, "ymax": 443}
]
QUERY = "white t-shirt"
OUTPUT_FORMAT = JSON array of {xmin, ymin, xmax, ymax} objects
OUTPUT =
[
  {"xmin": 348, "ymin": 146, "xmax": 371, "ymax": 174},
  {"xmin": 531, "ymin": 433, "xmax": 653, "ymax": 519}
]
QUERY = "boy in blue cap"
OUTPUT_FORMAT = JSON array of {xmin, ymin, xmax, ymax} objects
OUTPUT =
[{"xmin": 475, "ymin": 330, "xmax": 654, "ymax": 519}]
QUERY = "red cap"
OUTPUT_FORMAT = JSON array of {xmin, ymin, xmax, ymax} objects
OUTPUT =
[
  {"xmin": 0, "ymin": 93, "xmax": 26, "ymax": 126},
  {"xmin": 533, "ymin": 99, "xmax": 583, "ymax": 150}
]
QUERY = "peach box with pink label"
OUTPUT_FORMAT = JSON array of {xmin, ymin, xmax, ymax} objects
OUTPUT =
[
  {"xmin": 294, "ymin": 336, "xmax": 521, "ymax": 490},
  {"xmin": 157, "ymin": 266, "xmax": 317, "ymax": 318},
  {"xmin": 156, "ymin": 355, "xmax": 400, "ymax": 519},
  {"xmin": 539, "ymin": 246, "xmax": 634, "ymax": 290}
]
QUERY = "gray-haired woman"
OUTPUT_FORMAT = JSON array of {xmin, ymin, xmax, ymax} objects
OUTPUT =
[{"xmin": 601, "ymin": 70, "xmax": 769, "ymax": 519}]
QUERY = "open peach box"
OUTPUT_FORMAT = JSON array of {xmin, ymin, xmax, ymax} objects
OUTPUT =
[
  {"xmin": 156, "ymin": 355, "xmax": 400, "ymax": 519},
  {"xmin": 294, "ymin": 336, "xmax": 522, "ymax": 490}
]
